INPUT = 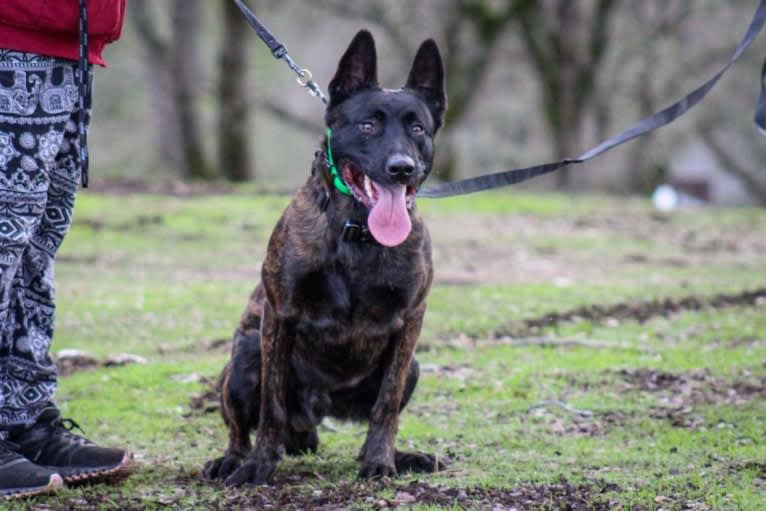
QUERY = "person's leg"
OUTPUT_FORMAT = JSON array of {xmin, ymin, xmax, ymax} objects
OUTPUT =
[
  {"xmin": 0, "ymin": 51, "xmax": 69, "ymax": 433},
  {"xmin": 0, "ymin": 50, "xmax": 70, "ymax": 498},
  {"xmin": 7, "ymin": 107, "xmax": 83, "ymax": 423},
  {"xmin": 3, "ymin": 62, "xmax": 136, "ymax": 484}
]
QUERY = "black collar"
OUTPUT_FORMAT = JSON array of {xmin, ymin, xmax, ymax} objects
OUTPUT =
[
  {"xmin": 316, "ymin": 179, "xmax": 378, "ymax": 245},
  {"xmin": 340, "ymin": 220, "xmax": 377, "ymax": 244}
]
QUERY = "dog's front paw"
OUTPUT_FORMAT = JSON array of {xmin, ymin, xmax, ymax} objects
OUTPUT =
[
  {"xmin": 224, "ymin": 459, "xmax": 276, "ymax": 487},
  {"xmin": 203, "ymin": 454, "xmax": 244, "ymax": 481},
  {"xmin": 358, "ymin": 460, "xmax": 397, "ymax": 480}
]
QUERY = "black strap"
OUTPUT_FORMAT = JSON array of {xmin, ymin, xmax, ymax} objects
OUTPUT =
[
  {"xmin": 232, "ymin": 0, "xmax": 286, "ymax": 58},
  {"xmin": 418, "ymin": 0, "xmax": 766, "ymax": 198},
  {"xmin": 232, "ymin": 0, "xmax": 328, "ymax": 103},
  {"xmin": 78, "ymin": 0, "xmax": 89, "ymax": 188},
  {"xmin": 315, "ymin": 182, "xmax": 375, "ymax": 244},
  {"xmin": 341, "ymin": 220, "xmax": 377, "ymax": 244},
  {"xmin": 756, "ymin": 57, "xmax": 766, "ymax": 134}
]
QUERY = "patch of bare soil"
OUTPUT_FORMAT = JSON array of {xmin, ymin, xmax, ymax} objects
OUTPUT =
[
  {"xmin": 612, "ymin": 368, "xmax": 765, "ymax": 430},
  {"xmin": 526, "ymin": 408, "xmax": 627, "ymax": 438},
  {"xmin": 186, "ymin": 376, "xmax": 221, "ymax": 418},
  {"xmin": 616, "ymin": 368, "xmax": 766, "ymax": 406},
  {"xmin": 495, "ymin": 288, "xmax": 766, "ymax": 337},
  {"xmin": 50, "ymin": 473, "xmax": 617, "ymax": 511},
  {"xmin": 54, "ymin": 350, "xmax": 147, "ymax": 377},
  {"xmin": 87, "ymin": 178, "xmax": 238, "ymax": 196},
  {"xmin": 532, "ymin": 368, "xmax": 766, "ymax": 436},
  {"xmin": 157, "ymin": 337, "xmax": 232, "ymax": 356},
  {"xmin": 429, "ymin": 209, "xmax": 766, "ymax": 287},
  {"xmin": 729, "ymin": 460, "xmax": 766, "ymax": 479},
  {"xmin": 75, "ymin": 214, "xmax": 164, "ymax": 232}
]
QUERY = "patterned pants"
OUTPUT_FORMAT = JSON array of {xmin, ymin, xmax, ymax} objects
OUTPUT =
[{"xmin": 0, "ymin": 50, "xmax": 90, "ymax": 434}]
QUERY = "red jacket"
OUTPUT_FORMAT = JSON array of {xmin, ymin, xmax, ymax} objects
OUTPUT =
[{"xmin": 0, "ymin": 0, "xmax": 126, "ymax": 66}]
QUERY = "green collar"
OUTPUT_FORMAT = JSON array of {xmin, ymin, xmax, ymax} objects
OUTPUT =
[{"xmin": 326, "ymin": 128, "xmax": 351, "ymax": 196}]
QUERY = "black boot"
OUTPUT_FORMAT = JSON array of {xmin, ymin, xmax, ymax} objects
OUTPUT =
[
  {"xmin": 9, "ymin": 409, "xmax": 136, "ymax": 484},
  {"xmin": 0, "ymin": 439, "xmax": 63, "ymax": 499}
]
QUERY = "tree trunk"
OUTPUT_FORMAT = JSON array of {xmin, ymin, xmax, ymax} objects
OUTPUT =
[
  {"xmin": 171, "ymin": 0, "xmax": 214, "ymax": 179},
  {"xmin": 516, "ymin": 0, "xmax": 617, "ymax": 190},
  {"xmin": 433, "ymin": 129, "xmax": 459, "ymax": 183},
  {"xmin": 129, "ymin": 0, "xmax": 183, "ymax": 175},
  {"xmin": 149, "ymin": 65, "xmax": 185, "ymax": 176},
  {"xmin": 622, "ymin": 65, "xmax": 658, "ymax": 194},
  {"xmin": 218, "ymin": 0, "xmax": 253, "ymax": 182},
  {"xmin": 699, "ymin": 127, "xmax": 766, "ymax": 206}
]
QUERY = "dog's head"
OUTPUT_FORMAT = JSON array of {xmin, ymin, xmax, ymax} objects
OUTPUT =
[{"xmin": 323, "ymin": 30, "xmax": 446, "ymax": 247}]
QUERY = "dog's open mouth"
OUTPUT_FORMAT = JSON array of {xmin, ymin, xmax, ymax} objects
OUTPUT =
[{"xmin": 341, "ymin": 161, "xmax": 417, "ymax": 247}]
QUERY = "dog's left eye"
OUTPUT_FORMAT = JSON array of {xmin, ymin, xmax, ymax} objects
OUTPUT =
[
  {"xmin": 410, "ymin": 124, "xmax": 425, "ymax": 136},
  {"xmin": 359, "ymin": 121, "xmax": 376, "ymax": 134}
]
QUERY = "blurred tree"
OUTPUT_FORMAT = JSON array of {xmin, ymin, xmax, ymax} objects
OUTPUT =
[
  {"xmin": 219, "ymin": 0, "xmax": 254, "ymax": 181},
  {"xmin": 130, "ymin": 0, "xmax": 216, "ymax": 179},
  {"xmin": 210, "ymin": 0, "xmax": 760, "ymax": 197},
  {"xmin": 585, "ymin": 1, "xmax": 690, "ymax": 194},
  {"xmin": 171, "ymin": 0, "xmax": 214, "ymax": 179},
  {"xmin": 698, "ymin": 121, "xmax": 766, "ymax": 205},
  {"xmin": 438, "ymin": 1, "xmax": 527, "ymax": 182},
  {"xmin": 129, "ymin": 0, "xmax": 182, "ymax": 175},
  {"xmin": 597, "ymin": 0, "xmax": 765, "ymax": 199},
  {"xmin": 514, "ymin": 0, "xmax": 618, "ymax": 189}
]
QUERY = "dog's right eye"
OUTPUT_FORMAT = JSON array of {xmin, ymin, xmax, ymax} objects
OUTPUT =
[{"xmin": 359, "ymin": 121, "xmax": 376, "ymax": 134}]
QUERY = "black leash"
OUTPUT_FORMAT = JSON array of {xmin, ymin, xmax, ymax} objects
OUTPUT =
[
  {"xmin": 235, "ymin": 0, "xmax": 766, "ymax": 198},
  {"xmin": 419, "ymin": 0, "xmax": 766, "ymax": 198},
  {"xmin": 756, "ymin": 57, "xmax": 766, "ymax": 135},
  {"xmin": 77, "ymin": 0, "xmax": 90, "ymax": 188},
  {"xmin": 232, "ymin": 0, "xmax": 327, "ymax": 104}
]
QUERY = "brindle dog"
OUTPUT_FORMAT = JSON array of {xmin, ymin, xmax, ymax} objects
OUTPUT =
[{"xmin": 204, "ymin": 29, "xmax": 447, "ymax": 486}]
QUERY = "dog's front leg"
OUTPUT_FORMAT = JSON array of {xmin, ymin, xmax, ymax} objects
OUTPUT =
[
  {"xmin": 224, "ymin": 302, "xmax": 293, "ymax": 486},
  {"xmin": 359, "ymin": 304, "xmax": 425, "ymax": 479}
]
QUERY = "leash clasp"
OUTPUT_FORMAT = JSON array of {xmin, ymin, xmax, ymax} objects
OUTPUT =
[{"xmin": 296, "ymin": 68, "xmax": 312, "ymax": 87}]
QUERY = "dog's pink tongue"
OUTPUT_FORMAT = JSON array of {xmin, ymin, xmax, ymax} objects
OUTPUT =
[{"xmin": 368, "ymin": 183, "xmax": 411, "ymax": 247}]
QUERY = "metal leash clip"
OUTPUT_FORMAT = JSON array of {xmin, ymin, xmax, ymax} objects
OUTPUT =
[
  {"xmin": 233, "ymin": 0, "xmax": 328, "ymax": 104},
  {"xmin": 281, "ymin": 52, "xmax": 327, "ymax": 103},
  {"xmin": 296, "ymin": 68, "xmax": 325, "ymax": 102}
]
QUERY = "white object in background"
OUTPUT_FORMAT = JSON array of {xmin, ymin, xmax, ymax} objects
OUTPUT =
[{"xmin": 652, "ymin": 184, "xmax": 706, "ymax": 211}]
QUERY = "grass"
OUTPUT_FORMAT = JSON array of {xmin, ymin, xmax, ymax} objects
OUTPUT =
[{"xmin": 4, "ymin": 189, "xmax": 765, "ymax": 510}]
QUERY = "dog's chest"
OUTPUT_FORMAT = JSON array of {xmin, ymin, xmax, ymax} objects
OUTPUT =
[
  {"xmin": 291, "ymin": 264, "xmax": 415, "ymax": 336},
  {"xmin": 287, "ymin": 265, "xmax": 418, "ymax": 389}
]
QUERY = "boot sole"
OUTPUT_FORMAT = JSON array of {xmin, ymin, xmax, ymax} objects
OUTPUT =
[
  {"xmin": 1, "ymin": 473, "xmax": 64, "ymax": 500},
  {"xmin": 48, "ymin": 451, "xmax": 137, "ymax": 485}
]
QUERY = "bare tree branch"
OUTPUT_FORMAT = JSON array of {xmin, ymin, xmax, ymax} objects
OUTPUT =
[
  {"xmin": 129, "ymin": 0, "xmax": 168, "ymax": 57},
  {"xmin": 308, "ymin": 0, "xmax": 412, "ymax": 60},
  {"xmin": 256, "ymin": 99, "xmax": 323, "ymax": 136}
]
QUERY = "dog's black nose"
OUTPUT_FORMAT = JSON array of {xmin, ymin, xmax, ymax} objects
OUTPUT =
[{"xmin": 386, "ymin": 154, "xmax": 415, "ymax": 179}]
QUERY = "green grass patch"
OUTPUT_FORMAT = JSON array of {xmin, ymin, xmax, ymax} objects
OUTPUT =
[{"xmin": 2, "ymin": 191, "xmax": 763, "ymax": 510}]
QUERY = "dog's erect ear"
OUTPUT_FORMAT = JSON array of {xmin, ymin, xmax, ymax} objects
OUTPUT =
[
  {"xmin": 405, "ymin": 39, "xmax": 447, "ymax": 131},
  {"xmin": 329, "ymin": 30, "xmax": 378, "ymax": 107}
]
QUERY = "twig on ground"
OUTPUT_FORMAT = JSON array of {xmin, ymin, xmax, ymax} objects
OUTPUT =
[
  {"xmin": 497, "ymin": 336, "xmax": 651, "ymax": 353},
  {"xmin": 528, "ymin": 399, "xmax": 594, "ymax": 418}
]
